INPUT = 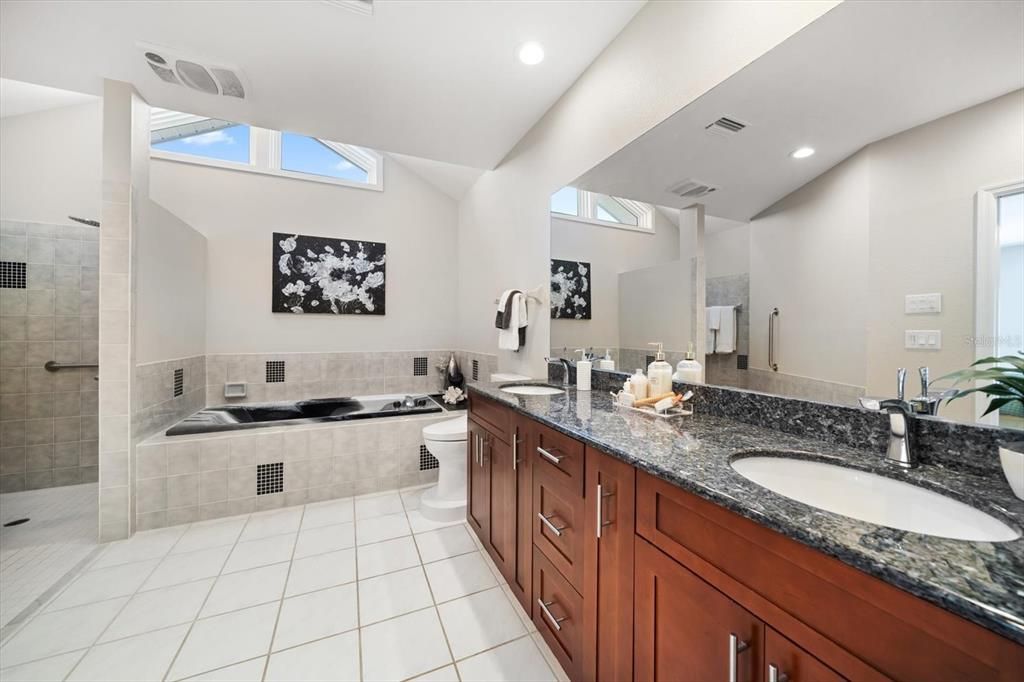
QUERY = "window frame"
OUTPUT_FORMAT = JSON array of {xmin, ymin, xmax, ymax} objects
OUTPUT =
[
  {"xmin": 551, "ymin": 187, "xmax": 654, "ymax": 233},
  {"xmin": 150, "ymin": 111, "xmax": 384, "ymax": 192}
]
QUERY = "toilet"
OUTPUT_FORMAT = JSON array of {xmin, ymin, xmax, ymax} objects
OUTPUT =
[
  {"xmin": 419, "ymin": 373, "xmax": 531, "ymax": 521},
  {"xmin": 419, "ymin": 413, "xmax": 470, "ymax": 521}
]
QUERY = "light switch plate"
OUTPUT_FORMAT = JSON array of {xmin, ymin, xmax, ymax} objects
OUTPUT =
[
  {"xmin": 905, "ymin": 330, "xmax": 942, "ymax": 350},
  {"xmin": 905, "ymin": 293, "xmax": 942, "ymax": 314}
]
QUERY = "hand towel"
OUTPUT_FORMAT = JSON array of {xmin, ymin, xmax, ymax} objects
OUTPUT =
[
  {"xmin": 499, "ymin": 292, "xmax": 526, "ymax": 351},
  {"xmin": 494, "ymin": 289, "xmax": 519, "ymax": 329},
  {"xmin": 516, "ymin": 292, "xmax": 528, "ymax": 350},
  {"xmin": 705, "ymin": 307, "xmax": 722, "ymax": 354},
  {"xmin": 715, "ymin": 306, "xmax": 737, "ymax": 354}
]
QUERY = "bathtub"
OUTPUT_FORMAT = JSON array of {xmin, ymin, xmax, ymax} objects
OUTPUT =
[{"xmin": 165, "ymin": 393, "xmax": 444, "ymax": 436}]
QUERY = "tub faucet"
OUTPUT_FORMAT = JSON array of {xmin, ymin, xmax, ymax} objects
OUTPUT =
[{"xmin": 546, "ymin": 357, "xmax": 573, "ymax": 387}]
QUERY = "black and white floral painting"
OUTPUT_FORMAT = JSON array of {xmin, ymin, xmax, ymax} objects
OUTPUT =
[
  {"xmin": 550, "ymin": 259, "xmax": 591, "ymax": 319},
  {"xmin": 273, "ymin": 232, "xmax": 386, "ymax": 315}
]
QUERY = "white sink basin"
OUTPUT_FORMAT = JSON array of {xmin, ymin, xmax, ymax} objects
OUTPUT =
[
  {"xmin": 500, "ymin": 385, "xmax": 564, "ymax": 396},
  {"xmin": 731, "ymin": 456, "xmax": 1020, "ymax": 542}
]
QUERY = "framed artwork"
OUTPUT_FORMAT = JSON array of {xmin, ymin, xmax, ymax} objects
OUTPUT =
[
  {"xmin": 273, "ymin": 232, "xmax": 386, "ymax": 314},
  {"xmin": 550, "ymin": 258, "xmax": 591, "ymax": 319}
]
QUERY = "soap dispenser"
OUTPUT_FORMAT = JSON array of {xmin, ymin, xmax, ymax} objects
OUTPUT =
[
  {"xmin": 598, "ymin": 349, "xmax": 615, "ymax": 371},
  {"xmin": 575, "ymin": 349, "xmax": 592, "ymax": 391},
  {"xmin": 647, "ymin": 343, "xmax": 674, "ymax": 396},
  {"xmin": 630, "ymin": 368, "xmax": 649, "ymax": 400},
  {"xmin": 673, "ymin": 342, "xmax": 704, "ymax": 385}
]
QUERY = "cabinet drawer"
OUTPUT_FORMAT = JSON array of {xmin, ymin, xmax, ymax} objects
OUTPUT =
[
  {"xmin": 533, "ymin": 547, "xmax": 583, "ymax": 682},
  {"xmin": 468, "ymin": 392, "xmax": 510, "ymax": 442},
  {"xmin": 533, "ymin": 468, "xmax": 585, "ymax": 591},
  {"xmin": 532, "ymin": 421, "xmax": 584, "ymax": 495}
]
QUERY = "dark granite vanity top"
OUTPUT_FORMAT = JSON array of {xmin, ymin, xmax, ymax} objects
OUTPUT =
[{"xmin": 469, "ymin": 381, "xmax": 1024, "ymax": 645}]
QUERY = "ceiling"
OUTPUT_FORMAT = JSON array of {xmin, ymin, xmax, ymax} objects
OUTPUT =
[
  {"xmin": 0, "ymin": 0, "xmax": 644, "ymax": 169},
  {"xmin": 0, "ymin": 78, "xmax": 98, "ymax": 118},
  {"xmin": 388, "ymin": 153, "xmax": 484, "ymax": 200},
  {"xmin": 573, "ymin": 0, "xmax": 1024, "ymax": 222}
]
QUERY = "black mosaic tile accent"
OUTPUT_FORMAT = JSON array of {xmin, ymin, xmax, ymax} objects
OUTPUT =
[
  {"xmin": 472, "ymin": 359, "xmax": 479, "ymax": 382},
  {"xmin": 256, "ymin": 462, "xmax": 283, "ymax": 495},
  {"xmin": 0, "ymin": 261, "xmax": 26, "ymax": 289},
  {"xmin": 418, "ymin": 444, "xmax": 438, "ymax": 471},
  {"xmin": 527, "ymin": 363, "xmax": 1024, "ymax": 643},
  {"xmin": 413, "ymin": 357, "xmax": 428, "ymax": 376},
  {"xmin": 173, "ymin": 368, "xmax": 183, "ymax": 398},
  {"xmin": 266, "ymin": 360, "xmax": 285, "ymax": 383}
]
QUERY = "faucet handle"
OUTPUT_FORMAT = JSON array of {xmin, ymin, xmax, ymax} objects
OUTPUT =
[
  {"xmin": 918, "ymin": 367, "xmax": 930, "ymax": 397},
  {"xmin": 897, "ymin": 368, "xmax": 907, "ymax": 401}
]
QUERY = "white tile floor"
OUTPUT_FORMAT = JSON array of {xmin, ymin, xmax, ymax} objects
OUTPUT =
[
  {"xmin": 0, "ymin": 485, "xmax": 569, "ymax": 682},
  {"xmin": 0, "ymin": 483, "xmax": 99, "ymax": 631}
]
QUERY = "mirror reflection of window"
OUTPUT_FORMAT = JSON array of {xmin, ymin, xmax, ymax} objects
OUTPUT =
[
  {"xmin": 551, "ymin": 186, "xmax": 580, "ymax": 216},
  {"xmin": 997, "ymin": 190, "xmax": 1024, "ymax": 428}
]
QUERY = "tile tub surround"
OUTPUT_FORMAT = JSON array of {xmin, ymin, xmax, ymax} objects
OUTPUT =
[
  {"xmin": 0, "ymin": 220, "xmax": 100, "ymax": 492},
  {"xmin": 472, "ymin": 380, "xmax": 1024, "ymax": 644},
  {"xmin": 0, "ymin": 489, "xmax": 567, "ymax": 682},
  {"xmin": 132, "ymin": 411, "xmax": 453, "ymax": 531},
  {"xmin": 133, "ymin": 355, "xmax": 206, "ymax": 442},
  {"xmin": 205, "ymin": 350, "xmax": 495, "ymax": 406}
]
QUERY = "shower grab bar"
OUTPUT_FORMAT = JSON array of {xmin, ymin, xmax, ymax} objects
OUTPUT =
[
  {"xmin": 44, "ymin": 361, "xmax": 99, "ymax": 372},
  {"xmin": 768, "ymin": 307, "xmax": 779, "ymax": 372}
]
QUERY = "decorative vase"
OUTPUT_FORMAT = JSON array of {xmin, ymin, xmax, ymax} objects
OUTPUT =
[
  {"xmin": 443, "ymin": 352, "xmax": 464, "ymax": 392},
  {"xmin": 999, "ymin": 442, "xmax": 1024, "ymax": 500}
]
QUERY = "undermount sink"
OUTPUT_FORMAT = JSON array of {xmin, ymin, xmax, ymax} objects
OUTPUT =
[
  {"xmin": 500, "ymin": 384, "xmax": 564, "ymax": 396},
  {"xmin": 730, "ymin": 455, "xmax": 1020, "ymax": 542}
]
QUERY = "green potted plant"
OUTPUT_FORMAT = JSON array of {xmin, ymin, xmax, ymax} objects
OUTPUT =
[{"xmin": 941, "ymin": 353, "xmax": 1024, "ymax": 499}]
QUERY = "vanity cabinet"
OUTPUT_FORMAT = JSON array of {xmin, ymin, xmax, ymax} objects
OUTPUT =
[{"xmin": 467, "ymin": 395, "xmax": 1024, "ymax": 682}]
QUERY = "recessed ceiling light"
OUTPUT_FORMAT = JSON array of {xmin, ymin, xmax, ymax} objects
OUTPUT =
[
  {"xmin": 791, "ymin": 146, "xmax": 815, "ymax": 159},
  {"xmin": 517, "ymin": 42, "xmax": 545, "ymax": 66}
]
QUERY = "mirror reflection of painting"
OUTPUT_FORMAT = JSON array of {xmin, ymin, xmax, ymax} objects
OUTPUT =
[
  {"xmin": 272, "ymin": 232, "xmax": 386, "ymax": 315},
  {"xmin": 551, "ymin": 259, "xmax": 591, "ymax": 319}
]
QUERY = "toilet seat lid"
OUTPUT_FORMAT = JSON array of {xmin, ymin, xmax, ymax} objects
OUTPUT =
[{"xmin": 423, "ymin": 414, "xmax": 468, "ymax": 442}]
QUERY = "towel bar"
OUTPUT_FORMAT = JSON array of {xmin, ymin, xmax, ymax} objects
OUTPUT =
[{"xmin": 44, "ymin": 361, "xmax": 99, "ymax": 372}]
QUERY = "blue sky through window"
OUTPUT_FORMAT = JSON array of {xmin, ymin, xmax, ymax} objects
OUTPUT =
[
  {"xmin": 152, "ymin": 124, "xmax": 250, "ymax": 163},
  {"xmin": 551, "ymin": 187, "xmax": 579, "ymax": 216},
  {"xmin": 281, "ymin": 133, "xmax": 368, "ymax": 183}
]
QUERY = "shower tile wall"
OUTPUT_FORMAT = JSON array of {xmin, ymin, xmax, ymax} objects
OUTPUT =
[
  {"xmin": 0, "ymin": 221, "xmax": 100, "ymax": 492},
  {"xmin": 133, "ymin": 355, "xmax": 207, "ymax": 441},
  {"xmin": 705, "ymin": 273, "xmax": 751, "ymax": 389}
]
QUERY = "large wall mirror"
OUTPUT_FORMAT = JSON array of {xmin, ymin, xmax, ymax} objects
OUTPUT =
[{"xmin": 549, "ymin": 1, "xmax": 1023, "ymax": 429}]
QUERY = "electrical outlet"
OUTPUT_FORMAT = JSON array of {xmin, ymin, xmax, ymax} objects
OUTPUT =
[{"xmin": 905, "ymin": 330, "xmax": 942, "ymax": 350}]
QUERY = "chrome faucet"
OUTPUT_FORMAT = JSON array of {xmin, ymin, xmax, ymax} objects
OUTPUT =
[
  {"xmin": 858, "ymin": 368, "xmax": 917, "ymax": 468},
  {"xmin": 545, "ymin": 357, "xmax": 573, "ymax": 387},
  {"xmin": 909, "ymin": 366, "xmax": 956, "ymax": 416}
]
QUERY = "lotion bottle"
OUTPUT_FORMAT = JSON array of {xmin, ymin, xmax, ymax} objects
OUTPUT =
[
  {"xmin": 630, "ymin": 368, "xmax": 649, "ymax": 400},
  {"xmin": 575, "ymin": 349, "xmax": 592, "ymax": 391},
  {"xmin": 647, "ymin": 343, "xmax": 674, "ymax": 396},
  {"xmin": 598, "ymin": 349, "xmax": 615, "ymax": 371},
  {"xmin": 672, "ymin": 342, "xmax": 704, "ymax": 385}
]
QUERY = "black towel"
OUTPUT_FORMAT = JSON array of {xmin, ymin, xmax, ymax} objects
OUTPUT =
[{"xmin": 494, "ymin": 290, "xmax": 521, "ymax": 330}]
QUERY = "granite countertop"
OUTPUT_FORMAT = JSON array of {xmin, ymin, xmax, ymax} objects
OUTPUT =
[{"xmin": 469, "ymin": 381, "xmax": 1024, "ymax": 645}]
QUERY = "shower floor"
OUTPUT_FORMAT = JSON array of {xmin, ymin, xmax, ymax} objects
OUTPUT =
[{"xmin": 0, "ymin": 483, "xmax": 99, "ymax": 637}]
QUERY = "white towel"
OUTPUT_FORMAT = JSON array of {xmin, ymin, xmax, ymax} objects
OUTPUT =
[
  {"xmin": 499, "ymin": 293, "xmax": 528, "ymax": 351},
  {"xmin": 714, "ymin": 306, "xmax": 737, "ymax": 354},
  {"xmin": 705, "ymin": 307, "xmax": 722, "ymax": 354}
]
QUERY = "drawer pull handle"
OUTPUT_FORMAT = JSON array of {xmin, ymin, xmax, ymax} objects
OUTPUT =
[
  {"xmin": 595, "ymin": 483, "xmax": 614, "ymax": 539},
  {"xmin": 512, "ymin": 431, "xmax": 518, "ymax": 471},
  {"xmin": 768, "ymin": 664, "xmax": 789, "ymax": 682},
  {"xmin": 728, "ymin": 634, "xmax": 750, "ymax": 682},
  {"xmin": 537, "ymin": 446, "xmax": 564, "ymax": 465},
  {"xmin": 537, "ymin": 512, "xmax": 566, "ymax": 536},
  {"xmin": 537, "ymin": 599, "xmax": 567, "ymax": 631}
]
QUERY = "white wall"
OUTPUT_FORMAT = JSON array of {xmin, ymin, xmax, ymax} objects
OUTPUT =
[
  {"xmin": 456, "ymin": 1, "xmax": 841, "ymax": 377},
  {"xmin": 748, "ymin": 150, "xmax": 870, "ymax": 388},
  {"xmin": 618, "ymin": 260, "xmax": 691, "ymax": 353},
  {"xmin": 0, "ymin": 101, "xmax": 101, "ymax": 224},
  {"xmin": 135, "ymin": 199, "xmax": 207, "ymax": 364},
  {"xmin": 149, "ymin": 155, "xmax": 459, "ymax": 353},
  {"xmin": 550, "ymin": 210, "xmax": 679, "ymax": 351},
  {"xmin": 705, "ymin": 217, "xmax": 750, "ymax": 280}
]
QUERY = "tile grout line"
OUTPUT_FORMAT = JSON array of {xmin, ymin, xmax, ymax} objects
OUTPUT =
[{"xmin": 259, "ymin": 503, "xmax": 308, "ymax": 682}]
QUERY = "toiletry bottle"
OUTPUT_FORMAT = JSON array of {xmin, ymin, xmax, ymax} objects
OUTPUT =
[
  {"xmin": 598, "ymin": 349, "xmax": 615, "ymax": 371},
  {"xmin": 647, "ymin": 343, "xmax": 674, "ymax": 396},
  {"xmin": 575, "ymin": 349, "xmax": 592, "ymax": 391},
  {"xmin": 673, "ymin": 342, "xmax": 704, "ymax": 384},
  {"xmin": 630, "ymin": 368, "xmax": 649, "ymax": 400}
]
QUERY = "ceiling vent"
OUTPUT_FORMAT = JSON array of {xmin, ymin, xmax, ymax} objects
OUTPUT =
[
  {"xmin": 140, "ymin": 44, "xmax": 248, "ymax": 99},
  {"xmin": 322, "ymin": 0, "xmax": 373, "ymax": 15},
  {"xmin": 667, "ymin": 179, "xmax": 718, "ymax": 200},
  {"xmin": 705, "ymin": 116, "xmax": 747, "ymax": 139}
]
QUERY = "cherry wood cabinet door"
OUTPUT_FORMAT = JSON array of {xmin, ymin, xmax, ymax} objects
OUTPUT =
[
  {"xmin": 765, "ymin": 628, "xmax": 846, "ymax": 682},
  {"xmin": 466, "ymin": 419, "xmax": 490, "ymax": 541},
  {"xmin": 583, "ymin": 447, "xmax": 635, "ymax": 682},
  {"xmin": 484, "ymin": 429, "xmax": 516, "ymax": 579},
  {"xmin": 635, "ymin": 537, "xmax": 763, "ymax": 682},
  {"xmin": 508, "ymin": 416, "xmax": 533, "ymax": 615}
]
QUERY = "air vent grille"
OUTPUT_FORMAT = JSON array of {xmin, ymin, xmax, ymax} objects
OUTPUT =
[
  {"xmin": 667, "ymin": 179, "xmax": 717, "ymax": 199},
  {"xmin": 706, "ymin": 117, "xmax": 746, "ymax": 134}
]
